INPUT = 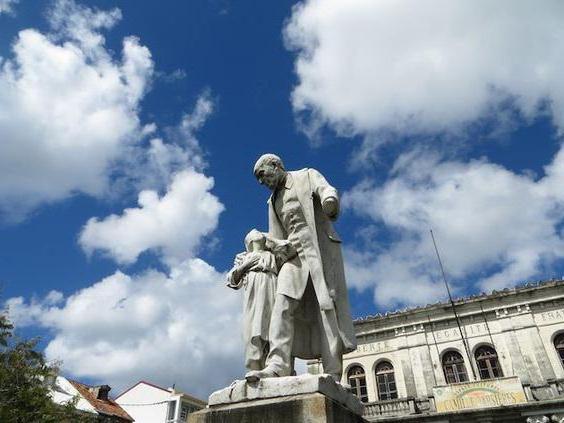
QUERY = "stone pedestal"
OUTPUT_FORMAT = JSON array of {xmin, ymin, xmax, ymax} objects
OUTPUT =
[{"xmin": 189, "ymin": 374, "xmax": 367, "ymax": 423}]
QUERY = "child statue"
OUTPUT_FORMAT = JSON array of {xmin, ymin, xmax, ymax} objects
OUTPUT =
[{"xmin": 227, "ymin": 229, "xmax": 294, "ymax": 372}]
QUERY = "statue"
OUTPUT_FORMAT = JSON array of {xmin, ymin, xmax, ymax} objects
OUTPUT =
[
  {"xmin": 227, "ymin": 229, "xmax": 294, "ymax": 372},
  {"xmin": 244, "ymin": 153, "xmax": 357, "ymax": 383}
]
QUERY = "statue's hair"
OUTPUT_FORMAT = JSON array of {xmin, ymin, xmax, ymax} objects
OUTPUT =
[
  {"xmin": 253, "ymin": 153, "xmax": 285, "ymax": 176},
  {"xmin": 244, "ymin": 229, "xmax": 266, "ymax": 251}
]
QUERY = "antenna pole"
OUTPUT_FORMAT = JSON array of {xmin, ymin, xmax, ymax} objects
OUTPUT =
[
  {"xmin": 480, "ymin": 302, "xmax": 496, "ymax": 349},
  {"xmin": 430, "ymin": 230, "xmax": 477, "ymax": 381},
  {"xmin": 426, "ymin": 316, "xmax": 440, "ymax": 385}
]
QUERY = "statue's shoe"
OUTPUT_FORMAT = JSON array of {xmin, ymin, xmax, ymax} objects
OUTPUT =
[{"xmin": 245, "ymin": 367, "xmax": 279, "ymax": 383}]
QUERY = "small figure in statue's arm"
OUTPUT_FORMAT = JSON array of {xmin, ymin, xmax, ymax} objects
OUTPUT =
[{"xmin": 226, "ymin": 229, "xmax": 295, "ymax": 372}]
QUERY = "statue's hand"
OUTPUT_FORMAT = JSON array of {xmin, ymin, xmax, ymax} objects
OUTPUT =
[
  {"xmin": 234, "ymin": 252, "xmax": 247, "ymax": 266},
  {"xmin": 241, "ymin": 254, "xmax": 260, "ymax": 271},
  {"xmin": 265, "ymin": 237, "xmax": 276, "ymax": 251},
  {"xmin": 322, "ymin": 197, "xmax": 339, "ymax": 220}
]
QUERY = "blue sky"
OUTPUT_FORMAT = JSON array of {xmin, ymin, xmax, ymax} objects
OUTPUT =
[{"xmin": 2, "ymin": 0, "xmax": 564, "ymax": 398}]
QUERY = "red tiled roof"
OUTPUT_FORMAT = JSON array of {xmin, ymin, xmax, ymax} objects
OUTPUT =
[{"xmin": 69, "ymin": 380, "xmax": 134, "ymax": 422}]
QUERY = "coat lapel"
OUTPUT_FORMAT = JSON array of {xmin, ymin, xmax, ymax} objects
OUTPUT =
[{"xmin": 291, "ymin": 170, "xmax": 315, "ymax": 232}]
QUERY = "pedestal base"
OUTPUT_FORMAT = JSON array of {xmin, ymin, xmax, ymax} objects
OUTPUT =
[
  {"xmin": 189, "ymin": 392, "xmax": 367, "ymax": 423},
  {"xmin": 189, "ymin": 374, "xmax": 366, "ymax": 423}
]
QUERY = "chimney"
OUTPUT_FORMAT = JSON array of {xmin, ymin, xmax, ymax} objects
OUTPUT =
[{"xmin": 89, "ymin": 385, "xmax": 111, "ymax": 401}]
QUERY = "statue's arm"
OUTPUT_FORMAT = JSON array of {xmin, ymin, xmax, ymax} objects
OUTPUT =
[
  {"xmin": 265, "ymin": 235, "xmax": 297, "ymax": 266},
  {"xmin": 226, "ymin": 253, "xmax": 259, "ymax": 289},
  {"xmin": 226, "ymin": 267, "xmax": 244, "ymax": 289},
  {"xmin": 308, "ymin": 168, "xmax": 339, "ymax": 220}
]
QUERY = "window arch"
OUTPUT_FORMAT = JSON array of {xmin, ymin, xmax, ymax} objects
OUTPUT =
[
  {"xmin": 442, "ymin": 351, "xmax": 468, "ymax": 384},
  {"xmin": 375, "ymin": 361, "xmax": 398, "ymax": 400},
  {"xmin": 475, "ymin": 345, "xmax": 503, "ymax": 379},
  {"xmin": 554, "ymin": 333, "xmax": 564, "ymax": 368},
  {"xmin": 347, "ymin": 365, "xmax": 368, "ymax": 403}
]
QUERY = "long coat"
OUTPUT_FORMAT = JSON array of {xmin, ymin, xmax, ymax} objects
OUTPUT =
[{"xmin": 268, "ymin": 168, "xmax": 357, "ymax": 359}]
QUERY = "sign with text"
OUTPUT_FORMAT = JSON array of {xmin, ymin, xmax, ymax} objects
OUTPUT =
[
  {"xmin": 433, "ymin": 377, "xmax": 526, "ymax": 412},
  {"xmin": 537, "ymin": 308, "xmax": 564, "ymax": 323}
]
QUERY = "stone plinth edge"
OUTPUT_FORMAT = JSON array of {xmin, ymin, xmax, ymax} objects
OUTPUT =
[
  {"xmin": 207, "ymin": 373, "xmax": 364, "ymax": 416},
  {"xmin": 190, "ymin": 392, "xmax": 367, "ymax": 423}
]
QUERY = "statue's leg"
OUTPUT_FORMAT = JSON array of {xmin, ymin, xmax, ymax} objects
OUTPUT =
[
  {"xmin": 290, "ymin": 356, "xmax": 296, "ymax": 376},
  {"xmin": 246, "ymin": 336, "xmax": 266, "ymax": 371},
  {"xmin": 265, "ymin": 293, "xmax": 299, "ymax": 376},
  {"xmin": 245, "ymin": 293, "xmax": 298, "ymax": 382},
  {"xmin": 260, "ymin": 341, "xmax": 270, "ymax": 370},
  {"xmin": 318, "ymin": 308, "xmax": 343, "ymax": 382}
]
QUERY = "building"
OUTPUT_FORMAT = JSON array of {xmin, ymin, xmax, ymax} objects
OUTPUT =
[
  {"xmin": 50, "ymin": 376, "xmax": 134, "ymax": 422},
  {"xmin": 115, "ymin": 380, "xmax": 206, "ymax": 423},
  {"xmin": 309, "ymin": 279, "xmax": 564, "ymax": 422}
]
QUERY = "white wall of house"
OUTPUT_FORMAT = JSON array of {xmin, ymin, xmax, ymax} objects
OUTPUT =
[
  {"xmin": 116, "ymin": 382, "xmax": 170, "ymax": 423},
  {"xmin": 50, "ymin": 376, "xmax": 97, "ymax": 414}
]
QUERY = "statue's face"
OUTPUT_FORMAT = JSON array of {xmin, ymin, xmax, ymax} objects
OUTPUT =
[
  {"xmin": 249, "ymin": 238, "xmax": 265, "ymax": 252},
  {"xmin": 255, "ymin": 163, "xmax": 284, "ymax": 191}
]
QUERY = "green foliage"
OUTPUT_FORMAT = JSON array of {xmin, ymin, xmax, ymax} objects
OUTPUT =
[{"xmin": 0, "ymin": 312, "xmax": 97, "ymax": 423}]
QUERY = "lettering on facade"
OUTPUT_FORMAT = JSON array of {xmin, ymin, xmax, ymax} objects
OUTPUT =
[
  {"xmin": 433, "ymin": 322, "xmax": 489, "ymax": 342},
  {"xmin": 352, "ymin": 321, "xmax": 494, "ymax": 355},
  {"xmin": 433, "ymin": 377, "xmax": 527, "ymax": 412},
  {"xmin": 539, "ymin": 309, "xmax": 564, "ymax": 323},
  {"xmin": 351, "ymin": 341, "xmax": 391, "ymax": 356}
]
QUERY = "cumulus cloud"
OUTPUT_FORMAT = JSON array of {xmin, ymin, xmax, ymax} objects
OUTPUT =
[
  {"xmin": 3, "ymin": 0, "xmax": 240, "ymax": 400},
  {"xmin": 285, "ymin": 0, "xmax": 564, "ymax": 139},
  {"xmin": 0, "ymin": 0, "xmax": 153, "ymax": 220},
  {"xmin": 79, "ymin": 169, "xmax": 224, "ymax": 266},
  {"xmin": 6, "ymin": 259, "xmax": 244, "ymax": 399},
  {"xmin": 285, "ymin": 0, "xmax": 564, "ymax": 307},
  {"xmin": 343, "ymin": 146, "xmax": 564, "ymax": 306},
  {"xmin": 0, "ymin": 0, "xmax": 18, "ymax": 14},
  {"xmin": 114, "ymin": 91, "xmax": 215, "ymax": 198},
  {"xmin": 170, "ymin": 91, "xmax": 214, "ymax": 172}
]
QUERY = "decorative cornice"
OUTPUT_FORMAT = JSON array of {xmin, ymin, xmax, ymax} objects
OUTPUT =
[{"xmin": 355, "ymin": 278, "xmax": 564, "ymax": 325}]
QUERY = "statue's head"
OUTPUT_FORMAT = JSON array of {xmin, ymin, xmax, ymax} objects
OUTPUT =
[
  {"xmin": 253, "ymin": 153, "xmax": 286, "ymax": 191},
  {"xmin": 244, "ymin": 229, "xmax": 266, "ymax": 252}
]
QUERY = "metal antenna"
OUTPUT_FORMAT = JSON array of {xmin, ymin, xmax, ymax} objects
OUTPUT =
[
  {"xmin": 426, "ymin": 315, "xmax": 440, "ymax": 385},
  {"xmin": 430, "ymin": 229, "xmax": 477, "ymax": 381},
  {"xmin": 479, "ymin": 302, "xmax": 496, "ymax": 349}
]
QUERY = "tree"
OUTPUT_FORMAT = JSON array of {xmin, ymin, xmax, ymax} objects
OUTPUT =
[{"xmin": 0, "ymin": 312, "xmax": 96, "ymax": 422}]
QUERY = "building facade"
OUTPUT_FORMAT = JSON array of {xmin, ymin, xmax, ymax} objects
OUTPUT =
[
  {"xmin": 115, "ymin": 380, "xmax": 206, "ymax": 423},
  {"xmin": 310, "ymin": 279, "xmax": 564, "ymax": 422}
]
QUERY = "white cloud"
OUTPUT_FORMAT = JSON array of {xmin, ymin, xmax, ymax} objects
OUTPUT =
[
  {"xmin": 343, "ymin": 146, "xmax": 564, "ymax": 306},
  {"xmin": 158, "ymin": 68, "xmax": 187, "ymax": 83},
  {"xmin": 0, "ymin": 0, "xmax": 153, "ymax": 220},
  {"xmin": 6, "ymin": 259, "xmax": 244, "ymax": 399},
  {"xmin": 172, "ymin": 91, "xmax": 214, "ymax": 172},
  {"xmin": 285, "ymin": 0, "xmax": 564, "ymax": 138},
  {"xmin": 2, "ymin": 0, "xmax": 240, "ymax": 400},
  {"xmin": 113, "ymin": 91, "xmax": 215, "ymax": 198},
  {"xmin": 79, "ymin": 169, "xmax": 224, "ymax": 266},
  {"xmin": 0, "ymin": 0, "xmax": 18, "ymax": 14}
]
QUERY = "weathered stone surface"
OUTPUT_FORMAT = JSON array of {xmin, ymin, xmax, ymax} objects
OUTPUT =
[
  {"xmin": 208, "ymin": 373, "xmax": 363, "ymax": 416},
  {"xmin": 189, "ymin": 392, "xmax": 367, "ymax": 423},
  {"xmin": 249, "ymin": 155, "xmax": 357, "ymax": 380}
]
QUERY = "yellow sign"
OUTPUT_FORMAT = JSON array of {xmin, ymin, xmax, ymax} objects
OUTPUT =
[{"xmin": 433, "ymin": 377, "xmax": 527, "ymax": 412}]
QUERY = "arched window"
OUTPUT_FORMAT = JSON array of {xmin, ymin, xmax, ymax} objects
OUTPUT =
[
  {"xmin": 347, "ymin": 366, "xmax": 368, "ymax": 403},
  {"xmin": 442, "ymin": 351, "xmax": 468, "ymax": 384},
  {"xmin": 475, "ymin": 346, "xmax": 503, "ymax": 379},
  {"xmin": 554, "ymin": 333, "xmax": 564, "ymax": 368},
  {"xmin": 375, "ymin": 361, "xmax": 398, "ymax": 401}
]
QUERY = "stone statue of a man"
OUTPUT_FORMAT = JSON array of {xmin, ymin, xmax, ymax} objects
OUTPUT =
[{"xmin": 246, "ymin": 153, "xmax": 357, "ymax": 383}]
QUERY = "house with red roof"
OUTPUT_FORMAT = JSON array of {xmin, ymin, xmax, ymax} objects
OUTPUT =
[
  {"xmin": 50, "ymin": 376, "xmax": 134, "ymax": 422},
  {"xmin": 115, "ymin": 380, "xmax": 206, "ymax": 423}
]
